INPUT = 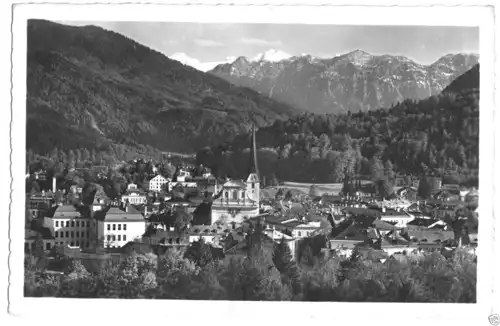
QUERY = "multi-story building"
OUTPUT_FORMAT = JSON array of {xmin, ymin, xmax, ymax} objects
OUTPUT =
[
  {"xmin": 51, "ymin": 204, "xmax": 94, "ymax": 249},
  {"xmin": 121, "ymin": 183, "xmax": 147, "ymax": 205},
  {"xmin": 96, "ymin": 205, "xmax": 146, "ymax": 248},
  {"xmin": 148, "ymin": 175, "xmax": 169, "ymax": 192}
]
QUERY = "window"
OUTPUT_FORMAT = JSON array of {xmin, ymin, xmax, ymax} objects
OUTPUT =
[
  {"xmin": 66, "ymin": 221, "xmax": 69, "ymax": 227},
  {"xmin": 232, "ymin": 191, "xmax": 238, "ymax": 200},
  {"xmin": 70, "ymin": 242, "xmax": 74, "ymax": 247},
  {"xmin": 87, "ymin": 231, "xmax": 90, "ymax": 237},
  {"xmin": 55, "ymin": 231, "xmax": 58, "ymax": 237},
  {"xmin": 71, "ymin": 231, "xmax": 74, "ymax": 238},
  {"xmin": 76, "ymin": 241, "xmax": 80, "ymax": 247},
  {"xmin": 225, "ymin": 191, "xmax": 229, "ymax": 199},
  {"xmin": 298, "ymin": 231, "xmax": 302, "ymax": 237},
  {"xmin": 71, "ymin": 221, "xmax": 75, "ymax": 227},
  {"xmin": 123, "ymin": 235, "xmax": 126, "ymax": 241},
  {"xmin": 55, "ymin": 221, "xmax": 59, "ymax": 227},
  {"xmin": 107, "ymin": 235, "xmax": 111, "ymax": 241},
  {"xmin": 107, "ymin": 224, "xmax": 110, "ymax": 230},
  {"xmin": 112, "ymin": 235, "xmax": 116, "ymax": 241},
  {"xmin": 252, "ymin": 183, "xmax": 255, "ymax": 189},
  {"xmin": 113, "ymin": 224, "xmax": 116, "ymax": 230},
  {"xmin": 87, "ymin": 221, "xmax": 90, "ymax": 227},
  {"xmin": 118, "ymin": 224, "xmax": 121, "ymax": 231},
  {"xmin": 76, "ymin": 231, "xmax": 79, "ymax": 238},
  {"xmin": 76, "ymin": 221, "xmax": 80, "ymax": 227},
  {"xmin": 65, "ymin": 231, "xmax": 69, "ymax": 237},
  {"xmin": 123, "ymin": 225, "xmax": 127, "ymax": 231},
  {"xmin": 118, "ymin": 235, "xmax": 121, "ymax": 241}
]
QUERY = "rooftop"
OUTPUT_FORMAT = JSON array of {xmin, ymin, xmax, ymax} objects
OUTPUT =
[
  {"xmin": 52, "ymin": 205, "xmax": 81, "ymax": 218},
  {"xmin": 104, "ymin": 206, "xmax": 145, "ymax": 222}
]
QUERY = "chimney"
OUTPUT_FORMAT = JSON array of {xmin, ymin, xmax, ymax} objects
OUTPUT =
[{"xmin": 52, "ymin": 177, "xmax": 57, "ymax": 192}]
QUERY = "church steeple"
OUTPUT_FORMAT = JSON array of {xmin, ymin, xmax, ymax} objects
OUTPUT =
[{"xmin": 248, "ymin": 124, "xmax": 260, "ymax": 179}]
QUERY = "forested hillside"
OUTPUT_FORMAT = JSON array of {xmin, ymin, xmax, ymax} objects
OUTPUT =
[
  {"xmin": 26, "ymin": 20, "xmax": 298, "ymax": 157},
  {"xmin": 197, "ymin": 66, "xmax": 480, "ymax": 186}
]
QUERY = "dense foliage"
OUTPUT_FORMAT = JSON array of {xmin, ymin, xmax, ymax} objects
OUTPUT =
[
  {"xmin": 26, "ymin": 149, "xmax": 178, "ymax": 201},
  {"xmin": 27, "ymin": 20, "xmax": 298, "ymax": 155},
  {"xmin": 25, "ymin": 239, "xmax": 477, "ymax": 302},
  {"xmin": 197, "ymin": 89, "xmax": 479, "ymax": 187}
]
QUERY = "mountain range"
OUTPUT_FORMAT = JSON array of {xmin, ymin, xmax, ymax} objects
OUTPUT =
[
  {"xmin": 209, "ymin": 49, "xmax": 479, "ymax": 114},
  {"xmin": 26, "ymin": 20, "xmax": 299, "ymax": 155},
  {"xmin": 26, "ymin": 19, "xmax": 480, "ymax": 160}
]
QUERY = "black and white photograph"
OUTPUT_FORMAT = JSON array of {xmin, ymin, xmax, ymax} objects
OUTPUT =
[{"xmin": 5, "ymin": 1, "xmax": 498, "ymax": 324}]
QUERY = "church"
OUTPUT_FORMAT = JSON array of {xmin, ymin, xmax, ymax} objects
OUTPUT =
[{"xmin": 210, "ymin": 125, "xmax": 261, "ymax": 228}]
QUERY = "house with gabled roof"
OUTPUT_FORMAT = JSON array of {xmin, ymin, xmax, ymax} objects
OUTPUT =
[
  {"xmin": 148, "ymin": 174, "xmax": 170, "ymax": 192},
  {"xmin": 95, "ymin": 204, "xmax": 146, "ymax": 248},
  {"xmin": 50, "ymin": 204, "xmax": 94, "ymax": 249}
]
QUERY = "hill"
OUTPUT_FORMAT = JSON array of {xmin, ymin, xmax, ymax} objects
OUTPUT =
[
  {"xmin": 26, "ymin": 20, "xmax": 299, "ymax": 156},
  {"xmin": 197, "ymin": 68, "xmax": 480, "ymax": 186},
  {"xmin": 210, "ymin": 50, "xmax": 478, "ymax": 114},
  {"xmin": 442, "ymin": 64, "xmax": 479, "ymax": 94}
]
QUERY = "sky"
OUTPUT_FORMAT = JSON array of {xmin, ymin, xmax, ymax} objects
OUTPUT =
[{"xmin": 60, "ymin": 21, "xmax": 479, "ymax": 71}]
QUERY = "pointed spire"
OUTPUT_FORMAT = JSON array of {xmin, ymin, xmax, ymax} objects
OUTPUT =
[{"xmin": 248, "ymin": 124, "xmax": 260, "ymax": 179}]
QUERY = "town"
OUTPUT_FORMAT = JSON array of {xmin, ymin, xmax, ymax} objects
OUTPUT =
[
  {"xmin": 22, "ymin": 19, "xmax": 480, "ymax": 302},
  {"xmin": 25, "ymin": 127, "xmax": 479, "ymax": 271}
]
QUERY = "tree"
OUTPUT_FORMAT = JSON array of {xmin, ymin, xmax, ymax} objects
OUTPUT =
[
  {"xmin": 174, "ymin": 210, "xmax": 192, "ymax": 233},
  {"xmin": 418, "ymin": 177, "xmax": 439, "ymax": 199},
  {"xmin": 269, "ymin": 173, "xmax": 279, "ymax": 187},
  {"xmin": 272, "ymin": 237, "xmax": 301, "ymax": 294},
  {"xmin": 375, "ymin": 178, "xmax": 395, "ymax": 199},
  {"xmin": 384, "ymin": 160, "xmax": 395, "ymax": 182},
  {"xmin": 184, "ymin": 238, "xmax": 214, "ymax": 268},
  {"xmin": 370, "ymin": 157, "xmax": 384, "ymax": 180},
  {"xmin": 309, "ymin": 184, "xmax": 321, "ymax": 198}
]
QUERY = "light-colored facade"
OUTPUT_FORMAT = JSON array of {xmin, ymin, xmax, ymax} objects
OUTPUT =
[
  {"xmin": 96, "ymin": 206, "xmax": 146, "ymax": 248},
  {"xmin": 121, "ymin": 184, "xmax": 147, "ymax": 205},
  {"xmin": 51, "ymin": 205, "xmax": 94, "ymax": 248},
  {"xmin": 211, "ymin": 173, "xmax": 260, "ymax": 227},
  {"xmin": 176, "ymin": 169, "xmax": 192, "ymax": 182},
  {"xmin": 149, "ymin": 175, "xmax": 169, "ymax": 192},
  {"xmin": 380, "ymin": 213, "xmax": 414, "ymax": 227},
  {"xmin": 291, "ymin": 221, "xmax": 322, "ymax": 239}
]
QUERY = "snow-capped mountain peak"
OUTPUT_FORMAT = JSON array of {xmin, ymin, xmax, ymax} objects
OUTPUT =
[
  {"xmin": 170, "ymin": 53, "xmax": 235, "ymax": 72},
  {"xmin": 252, "ymin": 49, "xmax": 292, "ymax": 62}
]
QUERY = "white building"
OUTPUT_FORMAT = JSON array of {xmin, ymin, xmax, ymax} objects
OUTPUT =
[
  {"xmin": 96, "ymin": 205, "xmax": 146, "ymax": 248},
  {"xmin": 380, "ymin": 209, "xmax": 414, "ymax": 227},
  {"xmin": 211, "ymin": 173, "xmax": 260, "ymax": 228},
  {"xmin": 176, "ymin": 169, "xmax": 192, "ymax": 182},
  {"xmin": 149, "ymin": 175, "xmax": 169, "ymax": 192},
  {"xmin": 51, "ymin": 205, "xmax": 94, "ymax": 249},
  {"xmin": 291, "ymin": 221, "xmax": 322, "ymax": 239},
  {"xmin": 121, "ymin": 184, "xmax": 147, "ymax": 205}
]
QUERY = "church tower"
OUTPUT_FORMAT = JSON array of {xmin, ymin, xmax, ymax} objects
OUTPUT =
[
  {"xmin": 248, "ymin": 124, "xmax": 260, "ymax": 178},
  {"xmin": 246, "ymin": 124, "xmax": 260, "ymax": 204}
]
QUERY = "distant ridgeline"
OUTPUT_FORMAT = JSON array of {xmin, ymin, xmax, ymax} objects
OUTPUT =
[
  {"xmin": 26, "ymin": 19, "xmax": 299, "ymax": 157},
  {"xmin": 196, "ymin": 65, "xmax": 479, "ymax": 186}
]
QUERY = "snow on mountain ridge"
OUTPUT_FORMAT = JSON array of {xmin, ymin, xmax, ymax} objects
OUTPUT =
[
  {"xmin": 170, "ymin": 52, "xmax": 235, "ymax": 72},
  {"xmin": 252, "ymin": 49, "xmax": 293, "ymax": 62}
]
